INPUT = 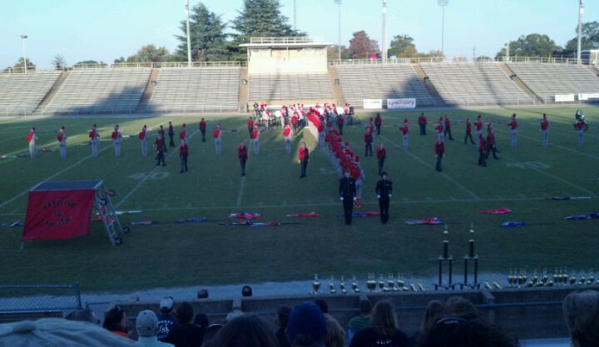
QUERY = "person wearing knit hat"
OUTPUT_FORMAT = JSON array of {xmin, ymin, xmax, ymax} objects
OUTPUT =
[
  {"xmin": 27, "ymin": 127, "xmax": 38, "ymax": 159},
  {"xmin": 0, "ymin": 318, "xmax": 138, "ymax": 347},
  {"xmin": 57, "ymin": 126, "xmax": 67, "ymax": 159},
  {"xmin": 540, "ymin": 113, "xmax": 549, "ymax": 148},
  {"xmin": 286, "ymin": 302, "xmax": 327, "ymax": 347},
  {"xmin": 89, "ymin": 123, "xmax": 100, "ymax": 157},
  {"xmin": 136, "ymin": 310, "xmax": 174, "ymax": 347}
]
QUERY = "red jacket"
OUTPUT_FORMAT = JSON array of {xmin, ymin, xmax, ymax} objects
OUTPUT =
[
  {"xmin": 541, "ymin": 120, "xmax": 549, "ymax": 131},
  {"xmin": 139, "ymin": 131, "xmax": 146, "ymax": 140},
  {"xmin": 508, "ymin": 119, "xmax": 518, "ymax": 130},
  {"xmin": 283, "ymin": 127, "xmax": 291, "ymax": 137},
  {"xmin": 479, "ymin": 136, "xmax": 486, "ymax": 150},
  {"xmin": 179, "ymin": 143, "xmax": 188, "ymax": 156},
  {"xmin": 155, "ymin": 138, "xmax": 164, "ymax": 149},
  {"xmin": 213, "ymin": 129, "xmax": 221, "ymax": 139},
  {"xmin": 238, "ymin": 145, "xmax": 248, "ymax": 159},
  {"xmin": 400, "ymin": 125, "xmax": 409, "ymax": 135},
  {"xmin": 435, "ymin": 140, "xmax": 445, "ymax": 155},
  {"xmin": 466, "ymin": 120, "xmax": 472, "ymax": 132},
  {"xmin": 376, "ymin": 147, "xmax": 386, "ymax": 160},
  {"xmin": 575, "ymin": 121, "xmax": 585, "ymax": 130},
  {"xmin": 475, "ymin": 120, "xmax": 483, "ymax": 131},
  {"xmin": 487, "ymin": 131, "xmax": 496, "ymax": 145},
  {"xmin": 375, "ymin": 115, "xmax": 382, "ymax": 125},
  {"xmin": 57, "ymin": 133, "xmax": 65, "ymax": 142},
  {"xmin": 418, "ymin": 115, "xmax": 427, "ymax": 125},
  {"xmin": 337, "ymin": 116, "xmax": 344, "ymax": 126},
  {"xmin": 248, "ymin": 119, "xmax": 254, "ymax": 129},
  {"xmin": 435, "ymin": 124, "xmax": 443, "ymax": 134},
  {"xmin": 364, "ymin": 132, "xmax": 373, "ymax": 143},
  {"xmin": 251, "ymin": 129, "xmax": 259, "ymax": 140},
  {"xmin": 179, "ymin": 130, "xmax": 186, "ymax": 140},
  {"xmin": 298, "ymin": 147, "xmax": 309, "ymax": 161},
  {"xmin": 199, "ymin": 121, "xmax": 207, "ymax": 130},
  {"xmin": 444, "ymin": 117, "xmax": 451, "ymax": 128}
]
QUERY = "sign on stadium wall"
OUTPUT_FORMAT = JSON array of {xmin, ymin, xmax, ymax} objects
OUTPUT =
[
  {"xmin": 578, "ymin": 93, "xmax": 599, "ymax": 101},
  {"xmin": 387, "ymin": 98, "xmax": 417, "ymax": 109},
  {"xmin": 363, "ymin": 99, "xmax": 383, "ymax": 109},
  {"xmin": 555, "ymin": 94, "xmax": 575, "ymax": 102}
]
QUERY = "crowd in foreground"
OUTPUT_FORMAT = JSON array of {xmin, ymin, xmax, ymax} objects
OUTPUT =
[{"xmin": 0, "ymin": 289, "xmax": 598, "ymax": 347}]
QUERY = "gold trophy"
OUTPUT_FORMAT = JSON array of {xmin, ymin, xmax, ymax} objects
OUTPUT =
[
  {"xmin": 312, "ymin": 274, "xmax": 321, "ymax": 294},
  {"xmin": 340, "ymin": 275, "xmax": 347, "ymax": 294},
  {"xmin": 351, "ymin": 275, "xmax": 361, "ymax": 293}
]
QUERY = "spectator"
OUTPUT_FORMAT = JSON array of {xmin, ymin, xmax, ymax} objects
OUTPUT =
[
  {"xmin": 103, "ymin": 305, "xmax": 131, "ymax": 339},
  {"xmin": 65, "ymin": 307, "xmax": 101, "ymax": 325},
  {"xmin": 136, "ymin": 310, "xmax": 174, "ymax": 347},
  {"xmin": 444, "ymin": 296, "xmax": 478, "ymax": 320},
  {"xmin": 242, "ymin": 285, "xmax": 253, "ymax": 297},
  {"xmin": 226, "ymin": 309, "xmax": 245, "ymax": 323},
  {"xmin": 212, "ymin": 314, "xmax": 279, "ymax": 347},
  {"xmin": 349, "ymin": 300, "xmax": 409, "ymax": 347},
  {"xmin": 197, "ymin": 289, "xmax": 209, "ymax": 299},
  {"xmin": 201, "ymin": 324, "xmax": 224, "ymax": 347},
  {"xmin": 410, "ymin": 300, "xmax": 445, "ymax": 345},
  {"xmin": 314, "ymin": 299, "xmax": 329, "ymax": 314},
  {"xmin": 157, "ymin": 296, "xmax": 178, "ymax": 342},
  {"xmin": 275, "ymin": 305, "xmax": 292, "ymax": 347},
  {"xmin": 286, "ymin": 302, "xmax": 327, "ymax": 347},
  {"xmin": 347, "ymin": 300, "xmax": 372, "ymax": 343},
  {"xmin": 324, "ymin": 313, "xmax": 346, "ymax": 347},
  {"xmin": 166, "ymin": 302, "xmax": 205, "ymax": 347},
  {"xmin": 415, "ymin": 316, "xmax": 516, "ymax": 347},
  {"xmin": 193, "ymin": 313, "xmax": 209, "ymax": 329},
  {"xmin": 563, "ymin": 290, "xmax": 599, "ymax": 347}
]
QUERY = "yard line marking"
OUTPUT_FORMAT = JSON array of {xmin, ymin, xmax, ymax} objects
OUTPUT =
[
  {"xmin": 0, "ymin": 144, "xmax": 114, "ymax": 210},
  {"xmin": 380, "ymin": 135, "xmax": 480, "ymax": 200},
  {"xmin": 236, "ymin": 177, "xmax": 246, "ymax": 206},
  {"xmin": 115, "ymin": 129, "xmax": 199, "ymax": 209},
  {"xmin": 500, "ymin": 152, "xmax": 595, "ymax": 196}
]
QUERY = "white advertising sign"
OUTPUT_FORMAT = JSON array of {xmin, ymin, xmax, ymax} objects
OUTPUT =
[
  {"xmin": 555, "ymin": 94, "xmax": 575, "ymax": 102},
  {"xmin": 387, "ymin": 98, "xmax": 417, "ymax": 109},
  {"xmin": 363, "ymin": 99, "xmax": 383, "ymax": 109}
]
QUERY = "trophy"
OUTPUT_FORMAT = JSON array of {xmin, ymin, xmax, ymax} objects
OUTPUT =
[
  {"xmin": 588, "ymin": 269, "xmax": 595, "ymax": 285},
  {"xmin": 351, "ymin": 275, "xmax": 361, "ymax": 293},
  {"xmin": 507, "ymin": 268, "xmax": 515, "ymax": 288},
  {"xmin": 388, "ymin": 273, "xmax": 397, "ymax": 292},
  {"xmin": 397, "ymin": 273, "xmax": 407, "ymax": 291},
  {"xmin": 329, "ymin": 276, "xmax": 336, "ymax": 294},
  {"xmin": 541, "ymin": 269, "xmax": 549, "ymax": 285},
  {"xmin": 569, "ymin": 271, "xmax": 577, "ymax": 286},
  {"xmin": 312, "ymin": 274, "xmax": 321, "ymax": 294},
  {"xmin": 366, "ymin": 273, "xmax": 377, "ymax": 292},
  {"xmin": 340, "ymin": 276, "xmax": 347, "ymax": 294},
  {"xmin": 378, "ymin": 274, "xmax": 386, "ymax": 292}
]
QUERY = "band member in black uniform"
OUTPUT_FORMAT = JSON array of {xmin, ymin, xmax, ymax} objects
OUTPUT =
[
  {"xmin": 375, "ymin": 172, "xmax": 393, "ymax": 224},
  {"xmin": 339, "ymin": 169, "xmax": 357, "ymax": 225}
]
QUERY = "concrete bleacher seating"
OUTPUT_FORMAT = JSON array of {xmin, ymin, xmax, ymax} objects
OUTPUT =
[
  {"xmin": 507, "ymin": 63, "xmax": 599, "ymax": 101},
  {"xmin": 335, "ymin": 64, "xmax": 435, "ymax": 107},
  {"xmin": 420, "ymin": 62, "xmax": 532, "ymax": 106},
  {"xmin": 44, "ymin": 68, "xmax": 151, "ymax": 114},
  {"xmin": 0, "ymin": 71, "xmax": 61, "ymax": 115},
  {"xmin": 148, "ymin": 67, "xmax": 240, "ymax": 112},
  {"xmin": 248, "ymin": 73, "xmax": 334, "ymax": 102}
]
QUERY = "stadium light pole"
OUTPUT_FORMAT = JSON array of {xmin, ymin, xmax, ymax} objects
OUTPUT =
[
  {"xmin": 293, "ymin": 0, "xmax": 297, "ymax": 31},
  {"xmin": 185, "ymin": 0, "xmax": 192, "ymax": 67},
  {"xmin": 438, "ymin": 0, "xmax": 449, "ymax": 60},
  {"xmin": 577, "ymin": 0, "xmax": 584, "ymax": 65},
  {"xmin": 20, "ymin": 35, "xmax": 28, "ymax": 73},
  {"xmin": 335, "ymin": 0, "xmax": 343, "ymax": 61},
  {"xmin": 382, "ymin": 0, "xmax": 387, "ymax": 62}
]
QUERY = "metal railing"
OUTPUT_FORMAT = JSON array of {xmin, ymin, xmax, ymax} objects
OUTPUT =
[
  {"xmin": 0, "ymin": 284, "xmax": 82, "ymax": 313},
  {"xmin": 249, "ymin": 36, "xmax": 325, "ymax": 44}
]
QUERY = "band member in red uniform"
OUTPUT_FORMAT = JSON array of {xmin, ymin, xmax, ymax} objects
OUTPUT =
[
  {"xmin": 418, "ymin": 112, "xmax": 427, "ymax": 135},
  {"xmin": 112, "ymin": 124, "xmax": 122, "ymax": 157},
  {"xmin": 478, "ymin": 134, "xmax": 487, "ymax": 167},
  {"xmin": 474, "ymin": 114, "xmax": 483, "ymax": 147},
  {"xmin": 155, "ymin": 134, "xmax": 165, "ymax": 166},
  {"xmin": 575, "ymin": 118, "xmax": 585, "ymax": 147},
  {"xmin": 364, "ymin": 128, "xmax": 373, "ymax": 157},
  {"xmin": 214, "ymin": 123, "xmax": 222, "ymax": 155},
  {"xmin": 298, "ymin": 142, "xmax": 310, "ymax": 178},
  {"xmin": 199, "ymin": 118, "xmax": 207, "ymax": 142},
  {"xmin": 508, "ymin": 113, "xmax": 518, "ymax": 148},
  {"xmin": 374, "ymin": 113, "xmax": 382, "ymax": 135},
  {"xmin": 238, "ymin": 141, "xmax": 248, "ymax": 176},
  {"xmin": 400, "ymin": 119, "xmax": 409, "ymax": 151},
  {"xmin": 27, "ymin": 127, "xmax": 38, "ymax": 159},
  {"xmin": 376, "ymin": 143, "xmax": 386, "ymax": 176},
  {"xmin": 158, "ymin": 125, "xmax": 167, "ymax": 152},
  {"xmin": 89, "ymin": 124, "xmax": 100, "ymax": 157},
  {"xmin": 57, "ymin": 126, "xmax": 67, "ymax": 159},
  {"xmin": 283, "ymin": 124, "xmax": 293, "ymax": 154},
  {"xmin": 179, "ymin": 139, "xmax": 188, "ymax": 173},
  {"xmin": 435, "ymin": 138, "xmax": 445, "ymax": 172},
  {"xmin": 247, "ymin": 117, "xmax": 254, "ymax": 137},
  {"xmin": 251, "ymin": 125, "xmax": 260, "ymax": 156},
  {"xmin": 435, "ymin": 118, "xmax": 444, "ymax": 142},
  {"xmin": 336, "ymin": 114, "xmax": 344, "ymax": 135},
  {"xmin": 486, "ymin": 126, "xmax": 499, "ymax": 160},
  {"xmin": 168, "ymin": 121, "xmax": 175, "ymax": 147},
  {"xmin": 540, "ymin": 113, "xmax": 549, "ymax": 148},
  {"xmin": 444, "ymin": 114, "xmax": 454, "ymax": 140},
  {"xmin": 139, "ymin": 125, "xmax": 148, "ymax": 156},
  {"xmin": 179, "ymin": 123, "xmax": 187, "ymax": 142},
  {"xmin": 464, "ymin": 118, "xmax": 475, "ymax": 145}
]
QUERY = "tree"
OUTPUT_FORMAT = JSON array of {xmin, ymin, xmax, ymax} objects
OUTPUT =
[
  {"xmin": 53, "ymin": 55, "xmax": 66, "ymax": 70},
  {"xmin": 496, "ymin": 33, "xmax": 558, "ymax": 58},
  {"xmin": 348, "ymin": 31, "xmax": 380, "ymax": 59},
  {"xmin": 8, "ymin": 57, "xmax": 36, "ymax": 72},
  {"xmin": 388, "ymin": 34, "xmax": 418, "ymax": 58},
  {"xmin": 419, "ymin": 50, "xmax": 445, "ymax": 60},
  {"xmin": 327, "ymin": 45, "xmax": 350, "ymax": 60},
  {"xmin": 231, "ymin": 0, "xmax": 303, "ymax": 42},
  {"xmin": 125, "ymin": 44, "xmax": 171, "ymax": 63},
  {"xmin": 73, "ymin": 60, "xmax": 107, "ymax": 68},
  {"xmin": 565, "ymin": 21, "xmax": 599, "ymax": 51},
  {"xmin": 175, "ymin": 3, "xmax": 229, "ymax": 62}
]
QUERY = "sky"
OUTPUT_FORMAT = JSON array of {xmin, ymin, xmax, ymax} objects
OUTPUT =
[{"xmin": 1, "ymin": 0, "xmax": 597, "ymax": 69}]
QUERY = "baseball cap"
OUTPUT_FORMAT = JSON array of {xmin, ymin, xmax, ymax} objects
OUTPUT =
[
  {"xmin": 136, "ymin": 310, "xmax": 158, "ymax": 337},
  {"xmin": 286, "ymin": 302, "xmax": 326, "ymax": 342},
  {"xmin": 160, "ymin": 297, "xmax": 173, "ymax": 311}
]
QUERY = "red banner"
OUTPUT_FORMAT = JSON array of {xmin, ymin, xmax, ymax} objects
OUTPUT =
[{"xmin": 22, "ymin": 190, "xmax": 96, "ymax": 241}]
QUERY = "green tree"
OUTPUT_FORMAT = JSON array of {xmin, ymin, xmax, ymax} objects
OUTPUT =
[
  {"xmin": 125, "ymin": 44, "xmax": 171, "ymax": 63},
  {"xmin": 6, "ymin": 58, "xmax": 36, "ymax": 72},
  {"xmin": 231, "ymin": 0, "xmax": 301, "ymax": 41},
  {"xmin": 565, "ymin": 21, "xmax": 599, "ymax": 50},
  {"xmin": 52, "ymin": 55, "xmax": 66, "ymax": 70},
  {"xmin": 388, "ymin": 34, "xmax": 418, "ymax": 58},
  {"xmin": 327, "ymin": 45, "xmax": 351, "ymax": 60},
  {"xmin": 73, "ymin": 60, "xmax": 107, "ymax": 68},
  {"xmin": 496, "ymin": 33, "xmax": 558, "ymax": 58},
  {"xmin": 175, "ymin": 3, "xmax": 229, "ymax": 62},
  {"xmin": 348, "ymin": 30, "xmax": 380, "ymax": 59}
]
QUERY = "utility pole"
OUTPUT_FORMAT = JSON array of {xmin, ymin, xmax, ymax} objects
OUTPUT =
[
  {"xmin": 20, "ymin": 35, "xmax": 28, "ymax": 73},
  {"xmin": 185, "ymin": 0, "xmax": 192, "ymax": 67},
  {"xmin": 382, "ymin": 0, "xmax": 388, "ymax": 62},
  {"xmin": 438, "ymin": 0, "xmax": 449, "ymax": 59},
  {"xmin": 334, "ymin": 0, "xmax": 343, "ymax": 61},
  {"xmin": 577, "ymin": 0, "xmax": 584, "ymax": 64}
]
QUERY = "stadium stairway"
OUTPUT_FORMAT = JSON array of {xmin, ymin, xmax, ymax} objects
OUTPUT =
[
  {"xmin": 413, "ymin": 64, "xmax": 444, "ymax": 106},
  {"xmin": 327, "ymin": 65, "xmax": 346, "ymax": 106},
  {"xmin": 33, "ymin": 71, "xmax": 70, "ymax": 115},
  {"xmin": 239, "ymin": 66, "xmax": 249, "ymax": 112},
  {"xmin": 586, "ymin": 65, "xmax": 599, "ymax": 77},
  {"xmin": 499, "ymin": 63, "xmax": 544, "ymax": 104},
  {"xmin": 136, "ymin": 68, "xmax": 161, "ymax": 112}
]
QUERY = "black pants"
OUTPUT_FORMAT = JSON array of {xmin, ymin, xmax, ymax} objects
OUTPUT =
[
  {"xmin": 338, "ymin": 124, "xmax": 343, "ymax": 135},
  {"xmin": 444, "ymin": 127, "xmax": 453, "ymax": 140},
  {"xmin": 464, "ymin": 131, "xmax": 474, "ymax": 144},
  {"xmin": 240, "ymin": 157, "xmax": 247, "ymax": 176},
  {"xmin": 419, "ymin": 124, "xmax": 426, "ymax": 135},
  {"xmin": 156, "ymin": 150, "xmax": 165, "ymax": 166},
  {"xmin": 365, "ymin": 143, "xmax": 372, "ymax": 157},
  {"xmin": 379, "ymin": 198, "xmax": 390, "ymax": 224},
  {"xmin": 378, "ymin": 158, "xmax": 385, "ymax": 176},
  {"xmin": 300, "ymin": 158, "xmax": 308, "ymax": 177},
  {"xmin": 180, "ymin": 155, "xmax": 188, "ymax": 172},
  {"xmin": 478, "ymin": 149, "xmax": 487, "ymax": 167},
  {"xmin": 169, "ymin": 134, "xmax": 174, "ymax": 147},
  {"xmin": 200, "ymin": 129, "xmax": 206, "ymax": 142},
  {"xmin": 248, "ymin": 127, "xmax": 253, "ymax": 137},
  {"xmin": 486, "ymin": 145, "xmax": 499, "ymax": 159},
  {"xmin": 343, "ymin": 198, "xmax": 353, "ymax": 225},
  {"xmin": 435, "ymin": 154, "xmax": 443, "ymax": 172},
  {"xmin": 375, "ymin": 124, "xmax": 381, "ymax": 135}
]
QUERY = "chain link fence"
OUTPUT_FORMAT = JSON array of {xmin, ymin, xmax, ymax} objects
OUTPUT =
[{"xmin": 0, "ymin": 284, "xmax": 82, "ymax": 313}]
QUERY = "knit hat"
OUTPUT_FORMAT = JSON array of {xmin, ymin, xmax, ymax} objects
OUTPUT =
[
  {"xmin": 286, "ymin": 302, "xmax": 326, "ymax": 342},
  {"xmin": 136, "ymin": 310, "xmax": 158, "ymax": 337},
  {"xmin": 0, "ymin": 318, "xmax": 138, "ymax": 347}
]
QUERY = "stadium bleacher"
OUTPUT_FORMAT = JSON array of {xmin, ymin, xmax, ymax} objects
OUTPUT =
[
  {"xmin": 507, "ymin": 63, "xmax": 599, "ymax": 101},
  {"xmin": 148, "ymin": 67, "xmax": 241, "ymax": 112},
  {"xmin": 43, "ymin": 68, "xmax": 151, "ymax": 114},
  {"xmin": 420, "ymin": 62, "xmax": 532, "ymax": 106},
  {"xmin": 335, "ymin": 64, "xmax": 436, "ymax": 107},
  {"xmin": 248, "ymin": 72, "xmax": 334, "ymax": 102},
  {"xmin": 0, "ymin": 71, "xmax": 61, "ymax": 115}
]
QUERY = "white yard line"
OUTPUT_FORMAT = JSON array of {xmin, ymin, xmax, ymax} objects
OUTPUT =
[
  {"xmin": 114, "ymin": 129, "xmax": 199, "ymax": 209},
  {"xmin": 380, "ymin": 135, "xmax": 481, "ymax": 200},
  {"xmin": 236, "ymin": 177, "xmax": 246, "ymax": 206}
]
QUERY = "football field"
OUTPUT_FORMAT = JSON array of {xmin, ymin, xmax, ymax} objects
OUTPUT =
[{"xmin": 1, "ymin": 106, "xmax": 598, "ymax": 293}]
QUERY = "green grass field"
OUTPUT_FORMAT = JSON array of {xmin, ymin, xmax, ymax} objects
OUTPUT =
[{"xmin": 1, "ymin": 107, "xmax": 598, "ymax": 293}]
